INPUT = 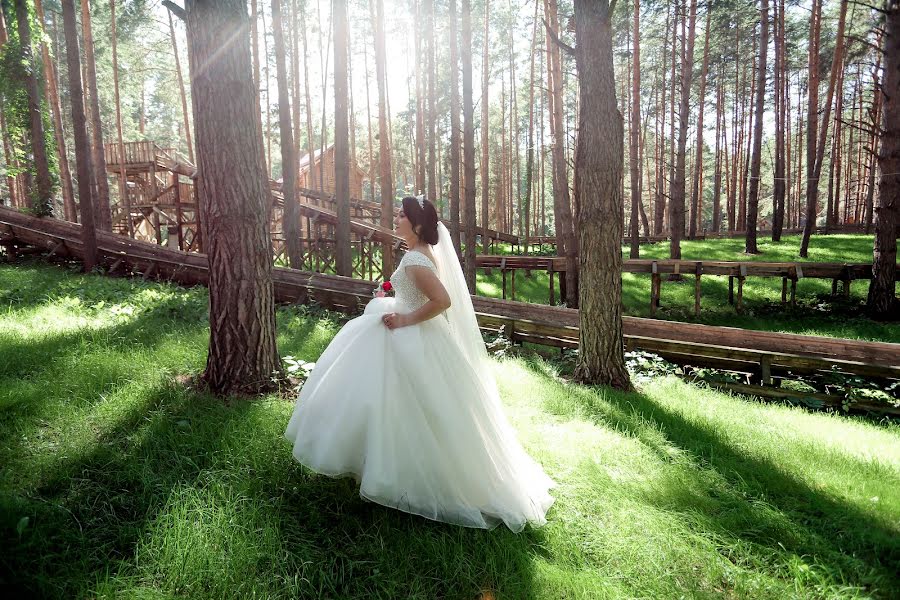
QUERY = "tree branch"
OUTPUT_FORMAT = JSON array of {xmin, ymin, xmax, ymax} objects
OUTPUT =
[
  {"xmin": 542, "ymin": 18, "xmax": 575, "ymax": 57},
  {"xmin": 162, "ymin": 1, "xmax": 186, "ymax": 22}
]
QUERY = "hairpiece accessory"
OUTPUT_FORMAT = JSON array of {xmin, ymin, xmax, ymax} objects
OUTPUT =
[{"xmin": 415, "ymin": 194, "xmax": 425, "ymax": 209}]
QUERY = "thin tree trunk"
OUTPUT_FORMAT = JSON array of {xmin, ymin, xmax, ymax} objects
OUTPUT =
[
  {"xmin": 628, "ymin": 0, "xmax": 640, "ymax": 258},
  {"xmin": 16, "ymin": 0, "xmax": 53, "ymax": 216},
  {"xmin": 34, "ymin": 0, "xmax": 75, "ymax": 221},
  {"xmin": 572, "ymin": 0, "xmax": 631, "ymax": 390},
  {"xmin": 865, "ymin": 32, "xmax": 883, "ymax": 234},
  {"xmin": 481, "ymin": 0, "xmax": 490, "ymax": 252},
  {"xmin": 746, "ymin": 0, "xmax": 768, "ymax": 253},
  {"xmin": 374, "ymin": 0, "xmax": 393, "ymax": 274},
  {"xmin": 300, "ymin": 7, "xmax": 318, "ymax": 191},
  {"xmin": 801, "ymin": 0, "xmax": 847, "ymax": 256},
  {"xmin": 449, "ymin": 0, "xmax": 462, "ymax": 256},
  {"xmin": 670, "ymin": 0, "xmax": 697, "ymax": 261},
  {"xmin": 712, "ymin": 69, "xmax": 723, "ymax": 233},
  {"xmin": 60, "ymin": 0, "xmax": 97, "ymax": 269},
  {"xmin": 169, "ymin": 10, "xmax": 194, "ymax": 163},
  {"xmin": 183, "ymin": 0, "xmax": 281, "ymax": 396},
  {"xmin": 522, "ymin": 0, "xmax": 538, "ymax": 254},
  {"xmin": 690, "ymin": 19, "xmax": 710, "ymax": 240},
  {"xmin": 462, "ymin": 0, "xmax": 477, "ymax": 291},
  {"xmin": 110, "ymin": 0, "xmax": 131, "ymax": 236},
  {"xmin": 333, "ymin": 0, "xmax": 351, "ymax": 276},
  {"xmin": 426, "ymin": 0, "xmax": 437, "ymax": 205},
  {"xmin": 772, "ymin": 0, "xmax": 786, "ymax": 240},
  {"xmin": 272, "ymin": 0, "xmax": 302, "ymax": 269}
]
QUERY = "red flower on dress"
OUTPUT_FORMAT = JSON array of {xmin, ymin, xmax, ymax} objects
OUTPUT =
[{"xmin": 382, "ymin": 281, "xmax": 393, "ymax": 292}]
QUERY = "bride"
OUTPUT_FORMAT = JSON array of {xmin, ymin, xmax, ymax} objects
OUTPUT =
[{"xmin": 284, "ymin": 196, "xmax": 554, "ymax": 532}]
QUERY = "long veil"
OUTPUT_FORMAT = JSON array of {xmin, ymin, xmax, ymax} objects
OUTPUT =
[{"xmin": 430, "ymin": 223, "xmax": 500, "ymax": 400}]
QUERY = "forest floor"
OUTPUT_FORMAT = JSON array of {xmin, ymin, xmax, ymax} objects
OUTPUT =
[
  {"xmin": 478, "ymin": 234, "xmax": 899, "ymax": 343},
  {"xmin": 2, "ymin": 260, "xmax": 898, "ymax": 599}
]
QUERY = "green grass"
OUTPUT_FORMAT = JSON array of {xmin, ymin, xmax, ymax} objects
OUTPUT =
[
  {"xmin": 478, "ymin": 234, "xmax": 900, "ymax": 343},
  {"xmin": 2, "ymin": 260, "xmax": 899, "ymax": 599}
]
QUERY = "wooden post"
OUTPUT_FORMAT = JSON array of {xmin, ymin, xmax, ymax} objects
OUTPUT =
[
  {"xmin": 736, "ymin": 264, "xmax": 747, "ymax": 313},
  {"xmin": 760, "ymin": 355, "xmax": 772, "ymax": 386},
  {"xmin": 174, "ymin": 174, "xmax": 183, "ymax": 250},
  {"xmin": 650, "ymin": 260, "xmax": 660, "ymax": 317},
  {"xmin": 549, "ymin": 268, "xmax": 556, "ymax": 305},
  {"xmin": 501, "ymin": 257, "xmax": 507, "ymax": 299},
  {"xmin": 728, "ymin": 275, "xmax": 734, "ymax": 304},
  {"xmin": 694, "ymin": 262, "xmax": 702, "ymax": 316},
  {"xmin": 781, "ymin": 276, "xmax": 787, "ymax": 305},
  {"xmin": 511, "ymin": 268, "xmax": 516, "ymax": 301}
]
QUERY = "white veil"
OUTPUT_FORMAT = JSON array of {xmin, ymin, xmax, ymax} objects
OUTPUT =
[{"xmin": 430, "ymin": 222, "xmax": 500, "ymax": 399}]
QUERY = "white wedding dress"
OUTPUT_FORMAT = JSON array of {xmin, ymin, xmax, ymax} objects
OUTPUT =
[{"xmin": 284, "ymin": 224, "xmax": 555, "ymax": 532}]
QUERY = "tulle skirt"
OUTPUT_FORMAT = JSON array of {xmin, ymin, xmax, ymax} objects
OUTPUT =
[{"xmin": 284, "ymin": 297, "xmax": 555, "ymax": 532}]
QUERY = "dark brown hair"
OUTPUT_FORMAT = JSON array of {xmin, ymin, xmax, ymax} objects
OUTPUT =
[{"xmin": 401, "ymin": 196, "xmax": 439, "ymax": 245}]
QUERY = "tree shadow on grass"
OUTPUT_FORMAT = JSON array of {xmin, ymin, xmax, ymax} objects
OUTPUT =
[
  {"xmin": 3, "ymin": 374, "xmax": 544, "ymax": 600},
  {"xmin": 521, "ymin": 359, "xmax": 899, "ymax": 597}
]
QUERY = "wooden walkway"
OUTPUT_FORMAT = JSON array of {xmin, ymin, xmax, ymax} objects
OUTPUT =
[
  {"xmin": 2, "ymin": 206, "xmax": 898, "ymax": 417},
  {"xmin": 475, "ymin": 254, "xmax": 894, "ymax": 314}
]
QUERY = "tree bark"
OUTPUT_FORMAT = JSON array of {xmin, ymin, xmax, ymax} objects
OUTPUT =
[
  {"xmin": 60, "ymin": 0, "xmax": 97, "ymax": 270},
  {"xmin": 462, "ymin": 0, "xmax": 477, "ymax": 291},
  {"xmin": 745, "ymin": 0, "xmax": 768, "ymax": 254},
  {"xmin": 481, "ymin": 0, "xmax": 490, "ymax": 252},
  {"xmin": 79, "ymin": 0, "xmax": 112, "ymax": 231},
  {"xmin": 772, "ymin": 0, "xmax": 786, "ymax": 240},
  {"xmin": 169, "ymin": 10, "xmax": 194, "ymax": 163},
  {"xmin": 545, "ymin": 0, "xmax": 578, "ymax": 305},
  {"xmin": 15, "ymin": 0, "xmax": 53, "ymax": 216},
  {"xmin": 572, "ymin": 0, "xmax": 631, "ymax": 391},
  {"xmin": 689, "ymin": 20, "xmax": 710, "ymax": 240},
  {"xmin": 272, "ymin": 0, "xmax": 302, "ymax": 269},
  {"xmin": 712, "ymin": 71, "xmax": 723, "ymax": 233},
  {"xmin": 184, "ymin": 0, "xmax": 281, "ymax": 396},
  {"xmin": 373, "ymin": 0, "xmax": 393, "ymax": 275},
  {"xmin": 449, "ymin": 0, "xmax": 462, "ymax": 256},
  {"xmin": 333, "ymin": 0, "xmax": 351, "ymax": 276},
  {"xmin": 34, "ymin": 0, "xmax": 75, "ymax": 221},
  {"xmin": 867, "ymin": 1, "xmax": 899, "ymax": 319},
  {"xmin": 628, "ymin": 0, "xmax": 640, "ymax": 258},
  {"xmin": 426, "ymin": 0, "xmax": 437, "ymax": 206},
  {"xmin": 801, "ymin": 0, "xmax": 847, "ymax": 257},
  {"xmin": 669, "ymin": 0, "xmax": 696, "ymax": 261}
]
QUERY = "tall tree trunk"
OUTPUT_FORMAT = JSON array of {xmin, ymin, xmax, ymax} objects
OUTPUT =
[
  {"xmin": 449, "ymin": 0, "xmax": 462, "ymax": 256},
  {"xmin": 183, "ymin": 0, "xmax": 281, "ymax": 396},
  {"xmin": 670, "ymin": 0, "xmax": 697, "ymax": 261},
  {"xmin": 80, "ymin": 0, "xmax": 112, "ymax": 230},
  {"xmin": 333, "ymin": 0, "xmax": 351, "ymax": 276},
  {"xmin": 373, "ymin": 0, "xmax": 393, "ymax": 274},
  {"xmin": 546, "ymin": 0, "xmax": 578, "ymax": 306},
  {"xmin": 746, "ymin": 0, "xmax": 768, "ymax": 254},
  {"xmin": 34, "ymin": 0, "xmax": 75, "ymax": 221},
  {"xmin": 628, "ymin": 0, "xmax": 640, "ymax": 258},
  {"xmin": 60, "ymin": 0, "xmax": 97, "ymax": 269},
  {"xmin": 426, "ymin": 0, "xmax": 437, "ymax": 205},
  {"xmin": 169, "ymin": 10, "xmax": 194, "ymax": 163},
  {"xmin": 572, "ymin": 0, "xmax": 631, "ymax": 391},
  {"xmin": 480, "ymin": 0, "xmax": 490, "ymax": 252},
  {"xmin": 522, "ymin": 0, "xmax": 538, "ymax": 254},
  {"xmin": 801, "ymin": 0, "xmax": 847, "ymax": 257},
  {"xmin": 690, "ymin": 19, "xmax": 710, "ymax": 240},
  {"xmin": 300, "ymin": 6, "xmax": 318, "ymax": 191},
  {"xmin": 414, "ymin": 1, "xmax": 426, "ymax": 194},
  {"xmin": 15, "ymin": 0, "xmax": 53, "ymax": 216},
  {"xmin": 712, "ymin": 71, "xmax": 723, "ymax": 233},
  {"xmin": 772, "ymin": 0, "xmax": 786, "ymax": 240},
  {"xmin": 461, "ymin": 0, "xmax": 477, "ymax": 291},
  {"xmin": 867, "ymin": 1, "xmax": 898, "ymax": 318},
  {"xmin": 110, "ymin": 0, "xmax": 131, "ymax": 236},
  {"xmin": 273, "ymin": 0, "xmax": 302, "ymax": 269},
  {"xmin": 865, "ymin": 34, "xmax": 883, "ymax": 234}
]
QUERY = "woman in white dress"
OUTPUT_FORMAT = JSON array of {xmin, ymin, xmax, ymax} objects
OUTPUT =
[{"xmin": 284, "ymin": 196, "xmax": 554, "ymax": 532}]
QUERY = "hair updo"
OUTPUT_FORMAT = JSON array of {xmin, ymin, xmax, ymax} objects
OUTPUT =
[{"xmin": 401, "ymin": 196, "xmax": 440, "ymax": 245}]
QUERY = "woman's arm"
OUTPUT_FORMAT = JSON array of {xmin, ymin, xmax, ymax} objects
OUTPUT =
[{"xmin": 381, "ymin": 266, "xmax": 452, "ymax": 330}]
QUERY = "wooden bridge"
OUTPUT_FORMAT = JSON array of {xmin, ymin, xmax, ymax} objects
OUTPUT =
[{"xmin": 2, "ymin": 205, "xmax": 897, "ymax": 418}]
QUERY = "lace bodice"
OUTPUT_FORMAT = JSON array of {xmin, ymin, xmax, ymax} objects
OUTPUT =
[{"xmin": 390, "ymin": 250, "xmax": 438, "ymax": 311}]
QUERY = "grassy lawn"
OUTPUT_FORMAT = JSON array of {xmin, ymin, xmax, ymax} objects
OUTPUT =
[
  {"xmin": 478, "ymin": 234, "xmax": 900, "ymax": 343},
  {"xmin": 2, "ymin": 260, "xmax": 899, "ymax": 599}
]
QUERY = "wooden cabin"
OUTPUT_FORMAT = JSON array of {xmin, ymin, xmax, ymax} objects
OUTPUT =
[{"xmin": 297, "ymin": 144, "xmax": 367, "ymax": 200}]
